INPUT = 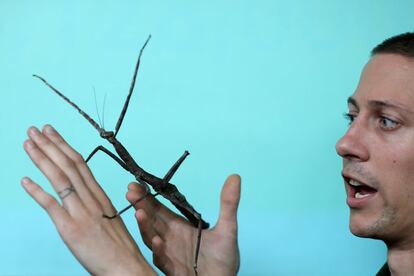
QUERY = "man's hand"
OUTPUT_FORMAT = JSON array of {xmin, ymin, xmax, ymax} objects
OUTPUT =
[
  {"xmin": 22, "ymin": 125, "xmax": 156, "ymax": 276},
  {"xmin": 126, "ymin": 174, "xmax": 241, "ymax": 276}
]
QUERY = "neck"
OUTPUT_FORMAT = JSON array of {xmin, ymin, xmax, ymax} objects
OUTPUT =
[{"xmin": 387, "ymin": 244, "xmax": 414, "ymax": 276}]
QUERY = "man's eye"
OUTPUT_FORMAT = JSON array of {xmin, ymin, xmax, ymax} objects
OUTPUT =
[
  {"xmin": 379, "ymin": 117, "xmax": 399, "ymax": 130},
  {"xmin": 343, "ymin": 113, "xmax": 356, "ymax": 125}
]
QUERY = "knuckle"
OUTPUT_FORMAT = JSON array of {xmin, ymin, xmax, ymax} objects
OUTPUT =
[
  {"xmin": 29, "ymin": 183, "xmax": 42, "ymax": 196},
  {"xmin": 61, "ymin": 156, "xmax": 76, "ymax": 169},
  {"xmin": 98, "ymin": 197, "xmax": 115, "ymax": 215},
  {"xmin": 56, "ymin": 138, "xmax": 68, "ymax": 149},
  {"xmin": 72, "ymin": 152, "xmax": 85, "ymax": 164},
  {"xmin": 54, "ymin": 171, "xmax": 70, "ymax": 185},
  {"xmin": 59, "ymin": 221, "xmax": 82, "ymax": 242},
  {"xmin": 56, "ymin": 219, "xmax": 72, "ymax": 233},
  {"xmin": 88, "ymin": 197, "xmax": 105, "ymax": 213},
  {"xmin": 100, "ymin": 196, "xmax": 112, "ymax": 208},
  {"xmin": 42, "ymin": 195, "xmax": 58, "ymax": 210},
  {"xmin": 36, "ymin": 157, "xmax": 50, "ymax": 170},
  {"xmin": 36, "ymin": 135, "xmax": 51, "ymax": 147}
]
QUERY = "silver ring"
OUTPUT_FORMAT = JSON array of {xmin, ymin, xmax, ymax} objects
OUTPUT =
[{"xmin": 58, "ymin": 185, "xmax": 76, "ymax": 199}]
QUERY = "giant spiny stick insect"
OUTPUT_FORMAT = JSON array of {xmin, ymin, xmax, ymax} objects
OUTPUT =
[{"xmin": 33, "ymin": 35, "xmax": 208, "ymax": 275}]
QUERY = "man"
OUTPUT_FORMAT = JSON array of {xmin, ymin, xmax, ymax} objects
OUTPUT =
[
  {"xmin": 336, "ymin": 32, "xmax": 414, "ymax": 276},
  {"xmin": 127, "ymin": 32, "xmax": 414, "ymax": 275}
]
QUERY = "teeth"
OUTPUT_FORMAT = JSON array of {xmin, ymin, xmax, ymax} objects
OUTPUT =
[
  {"xmin": 349, "ymin": 179, "xmax": 362, "ymax": 187},
  {"xmin": 355, "ymin": 192, "xmax": 370, "ymax": 199}
]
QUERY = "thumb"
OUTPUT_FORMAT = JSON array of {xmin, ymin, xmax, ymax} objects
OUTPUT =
[{"xmin": 216, "ymin": 174, "xmax": 241, "ymax": 232}]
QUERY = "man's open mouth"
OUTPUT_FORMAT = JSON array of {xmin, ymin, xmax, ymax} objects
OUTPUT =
[
  {"xmin": 344, "ymin": 176, "xmax": 378, "ymax": 208},
  {"xmin": 349, "ymin": 179, "xmax": 377, "ymax": 198}
]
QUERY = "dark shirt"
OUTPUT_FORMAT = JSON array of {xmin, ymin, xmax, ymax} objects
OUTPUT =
[{"xmin": 376, "ymin": 263, "xmax": 391, "ymax": 276}]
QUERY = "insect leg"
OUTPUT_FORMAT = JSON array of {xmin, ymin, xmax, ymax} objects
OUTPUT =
[
  {"xmin": 86, "ymin": 145, "xmax": 129, "ymax": 172},
  {"xmin": 193, "ymin": 218, "xmax": 203, "ymax": 276},
  {"xmin": 33, "ymin": 75, "xmax": 103, "ymax": 133},
  {"xmin": 103, "ymin": 180, "xmax": 151, "ymax": 219},
  {"xmin": 114, "ymin": 35, "xmax": 151, "ymax": 137},
  {"xmin": 162, "ymin": 150, "xmax": 190, "ymax": 184}
]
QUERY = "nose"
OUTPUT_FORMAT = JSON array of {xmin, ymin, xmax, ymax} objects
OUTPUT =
[{"xmin": 335, "ymin": 120, "xmax": 369, "ymax": 162}]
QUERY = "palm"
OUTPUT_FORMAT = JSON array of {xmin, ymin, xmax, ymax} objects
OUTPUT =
[{"xmin": 126, "ymin": 175, "xmax": 241, "ymax": 276}]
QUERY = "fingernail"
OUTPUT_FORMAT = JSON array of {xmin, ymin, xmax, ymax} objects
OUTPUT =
[
  {"xmin": 21, "ymin": 177, "xmax": 31, "ymax": 188},
  {"xmin": 44, "ymin": 124, "xmax": 55, "ymax": 134},
  {"xmin": 29, "ymin": 127, "xmax": 40, "ymax": 137},
  {"xmin": 24, "ymin": 140, "xmax": 35, "ymax": 150}
]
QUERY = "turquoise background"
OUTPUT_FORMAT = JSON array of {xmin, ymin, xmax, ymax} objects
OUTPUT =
[{"xmin": 1, "ymin": 1, "xmax": 413, "ymax": 275}]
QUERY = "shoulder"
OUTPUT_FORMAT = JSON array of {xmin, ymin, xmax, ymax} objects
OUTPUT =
[{"xmin": 376, "ymin": 263, "xmax": 390, "ymax": 276}]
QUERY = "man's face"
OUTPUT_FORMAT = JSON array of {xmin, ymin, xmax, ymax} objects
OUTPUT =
[{"xmin": 336, "ymin": 53, "xmax": 414, "ymax": 246}]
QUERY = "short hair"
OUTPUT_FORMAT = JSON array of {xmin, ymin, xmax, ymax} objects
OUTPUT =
[{"xmin": 371, "ymin": 32, "xmax": 414, "ymax": 58}]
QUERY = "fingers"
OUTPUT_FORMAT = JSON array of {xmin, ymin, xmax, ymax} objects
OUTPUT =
[
  {"xmin": 23, "ymin": 137, "xmax": 84, "ymax": 212},
  {"xmin": 27, "ymin": 127, "xmax": 96, "ymax": 208},
  {"xmin": 41, "ymin": 125, "xmax": 115, "ymax": 215},
  {"xmin": 127, "ymin": 182, "xmax": 174, "ymax": 220},
  {"xmin": 33, "ymin": 125, "xmax": 124, "ymax": 235},
  {"xmin": 21, "ymin": 177, "xmax": 71, "ymax": 225},
  {"xmin": 152, "ymin": 235, "xmax": 173, "ymax": 273},
  {"xmin": 126, "ymin": 183, "xmax": 159, "ymax": 218},
  {"xmin": 23, "ymin": 126, "xmax": 157, "ymax": 275},
  {"xmin": 216, "ymin": 174, "xmax": 241, "ymax": 232},
  {"xmin": 134, "ymin": 205, "xmax": 170, "ymax": 248},
  {"xmin": 127, "ymin": 184, "xmax": 177, "ymax": 247},
  {"xmin": 135, "ymin": 209, "xmax": 156, "ymax": 248}
]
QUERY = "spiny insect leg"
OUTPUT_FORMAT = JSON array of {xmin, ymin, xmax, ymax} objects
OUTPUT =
[
  {"xmin": 103, "ymin": 179, "xmax": 151, "ymax": 219},
  {"xmin": 86, "ymin": 145, "xmax": 129, "ymax": 172},
  {"xmin": 114, "ymin": 35, "xmax": 151, "ymax": 137},
  {"xmin": 163, "ymin": 150, "xmax": 190, "ymax": 184},
  {"xmin": 33, "ymin": 74, "xmax": 102, "ymax": 133},
  {"xmin": 193, "ymin": 219, "xmax": 203, "ymax": 276}
]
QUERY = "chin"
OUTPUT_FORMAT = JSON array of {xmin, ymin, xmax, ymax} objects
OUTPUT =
[
  {"xmin": 350, "ymin": 222, "xmax": 371, "ymax": 238},
  {"xmin": 349, "ymin": 212, "xmax": 383, "ymax": 239}
]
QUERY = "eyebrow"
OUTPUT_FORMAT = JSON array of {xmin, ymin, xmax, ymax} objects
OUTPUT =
[
  {"xmin": 347, "ymin": 97, "xmax": 359, "ymax": 109},
  {"xmin": 347, "ymin": 96, "xmax": 414, "ymax": 115}
]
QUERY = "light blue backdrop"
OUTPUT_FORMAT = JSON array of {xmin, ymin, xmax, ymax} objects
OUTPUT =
[{"xmin": 1, "ymin": 1, "xmax": 413, "ymax": 275}]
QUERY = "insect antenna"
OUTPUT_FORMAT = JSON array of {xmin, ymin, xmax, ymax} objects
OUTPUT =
[
  {"xmin": 102, "ymin": 92, "xmax": 107, "ymax": 129},
  {"xmin": 93, "ymin": 86, "xmax": 103, "ymax": 128},
  {"xmin": 114, "ymin": 34, "xmax": 151, "ymax": 138}
]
